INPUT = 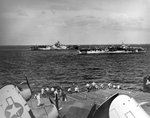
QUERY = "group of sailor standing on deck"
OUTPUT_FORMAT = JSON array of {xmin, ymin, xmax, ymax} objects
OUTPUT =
[
  {"xmin": 34, "ymin": 81, "xmax": 121, "ymax": 106},
  {"xmin": 34, "ymin": 86, "xmax": 68, "ymax": 106}
]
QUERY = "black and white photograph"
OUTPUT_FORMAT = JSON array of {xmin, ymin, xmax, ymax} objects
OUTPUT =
[{"xmin": 0, "ymin": 0, "xmax": 150, "ymax": 118}]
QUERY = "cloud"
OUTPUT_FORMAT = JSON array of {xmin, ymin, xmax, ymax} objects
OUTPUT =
[
  {"xmin": 0, "ymin": 0, "xmax": 150, "ymax": 45},
  {"xmin": 16, "ymin": 9, "xmax": 28, "ymax": 16},
  {"xmin": 64, "ymin": 13, "xmax": 147, "ymax": 32}
]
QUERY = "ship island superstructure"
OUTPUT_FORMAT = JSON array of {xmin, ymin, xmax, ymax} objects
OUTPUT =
[{"xmin": 31, "ymin": 41, "xmax": 68, "ymax": 51}]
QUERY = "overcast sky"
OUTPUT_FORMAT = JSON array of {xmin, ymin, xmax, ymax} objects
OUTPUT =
[{"xmin": 0, "ymin": 0, "xmax": 150, "ymax": 45}]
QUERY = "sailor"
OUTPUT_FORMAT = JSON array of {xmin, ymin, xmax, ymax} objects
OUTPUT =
[
  {"xmin": 62, "ymin": 90, "xmax": 67, "ymax": 101},
  {"xmin": 95, "ymin": 84, "xmax": 99, "ymax": 89},
  {"xmin": 34, "ymin": 94, "xmax": 37, "ymax": 99},
  {"xmin": 67, "ymin": 87, "xmax": 72, "ymax": 94},
  {"xmin": 117, "ymin": 85, "xmax": 121, "ymax": 89},
  {"xmin": 51, "ymin": 87, "xmax": 55, "ymax": 92},
  {"xmin": 92, "ymin": 82, "xmax": 96, "ymax": 87},
  {"xmin": 59, "ymin": 88, "xmax": 62, "ymax": 95},
  {"xmin": 92, "ymin": 82, "xmax": 98, "ymax": 90},
  {"xmin": 100, "ymin": 83, "xmax": 104, "ymax": 89},
  {"xmin": 45, "ymin": 87, "xmax": 50, "ymax": 92},
  {"xmin": 146, "ymin": 79, "xmax": 150, "ymax": 85},
  {"xmin": 50, "ymin": 87, "xmax": 55, "ymax": 97},
  {"xmin": 143, "ymin": 75, "xmax": 150, "ymax": 93},
  {"xmin": 92, "ymin": 82, "xmax": 96, "ymax": 89},
  {"xmin": 86, "ymin": 83, "xmax": 91, "ymax": 92},
  {"xmin": 113, "ymin": 85, "xmax": 117, "ymax": 89},
  {"xmin": 143, "ymin": 75, "xmax": 150, "ymax": 92},
  {"xmin": 108, "ymin": 83, "xmax": 112, "ymax": 89},
  {"xmin": 54, "ymin": 89, "xmax": 58, "ymax": 98},
  {"xmin": 75, "ymin": 86, "xmax": 79, "ymax": 93},
  {"xmin": 41, "ymin": 88, "xmax": 45, "ymax": 95},
  {"xmin": 54, "ymin": 90, "xmax": 59, "ymax": 110},
  {"xmin": 37, "ymin": 93, "xmax": 41, "ymax": 106}
]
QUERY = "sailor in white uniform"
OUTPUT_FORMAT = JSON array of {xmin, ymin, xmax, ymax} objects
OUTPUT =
[
  {"xmin": 51, "ymin": 87, "xmax": 55, "ymax": 92},
  {"xmin": 92, "ymin": 82, "xmax": 98, "ymax": 90},
  {"xmin": 92, "ymin": 82, "xmax": 96, "ymax": 87},
  {"xmin": 117, "ymin": 85, "xmax": 121, "ymax": 89},
  {"xmin": 146, "ymin": 79, "xmax": 150, "ymax": 85},
  {"xmin": 45, "ymin": 87, "xmax": 49, "ymax": 92},
  {"xmin": 86, "ymin": 83, "xmax": 91, "ymax": 92},
  {"xmin": 100, "ymin": 83, "xmax": 104, "ymax": 89},
  {"xmin": 54, "ymin": 89, "xmax": 58, "ymax": 98},
  {"xmin": 67, "ymin": 87, "xmax": 72, "ymax": 93},
  {"xmin": 41, "ymin": 88, "xmax": 45, "ymax": 95},
  {"xmin": 113, "ymin": 85, "xmax": 117, "ymax": 89},
  {"xmin": 37, "ymin": 93, "xmax": 41, "ymax": 106},
  {"xmin": 75, "ymin": 86, "xmax": 79, "ymax": 93},
  {"xmin": 108, "ymin": 83, "xmax": 112, "ymax": 89}
]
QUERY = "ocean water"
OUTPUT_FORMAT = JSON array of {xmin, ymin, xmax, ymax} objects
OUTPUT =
[{"xmin": 0, "ymin": 44, "xmax": 150, "ymax": 93}]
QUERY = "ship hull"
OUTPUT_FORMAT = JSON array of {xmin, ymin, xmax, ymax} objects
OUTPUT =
[{"xmin": 78, "ymin": 50, "xmax": 145, "ymax": 55}]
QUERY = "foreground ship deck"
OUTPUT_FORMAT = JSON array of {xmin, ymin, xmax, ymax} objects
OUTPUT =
[
  {"xmin": 1, "ymin": 84, "xmax": 150, "ymax": 118},
  {"xmin": 28, "ymin": 89, "xmax": 150, "ymax": 118}
]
